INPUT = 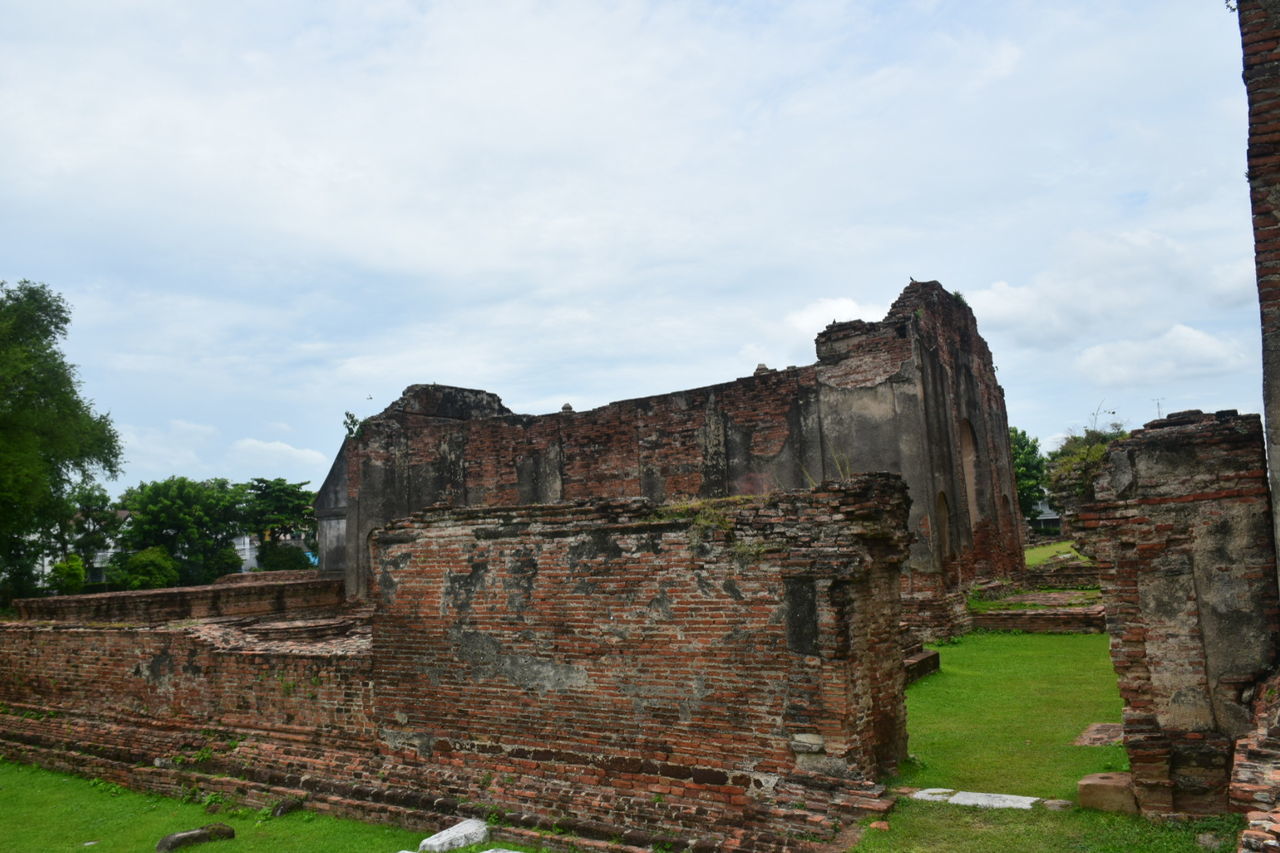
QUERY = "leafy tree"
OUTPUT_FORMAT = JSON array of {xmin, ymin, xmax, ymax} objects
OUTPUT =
[
  {"xmin": 1009, "ymin": 427, "xmax": 1047, "ymax": 521},
  {"xmin": 48, "ymin": 554, "xmax": 86, "ymax": 595},
  {"xmin": 117, "ymin": 477, "xmax": 245, "ymax": 585},
  {"xmin": 0, "ymin": 280, "xmax": 122, "ymax": 604},
  {"xmin": 257, "ymin": 541, "xmax": 313, "ymax": 572},
  {"xmin": 243, "ymin": 477, "xmax": 314, "ymax": 543},
  {"xmin": 49, "ymin": 479, "xmax": 123, "ymax": 572},
  {"xmin": 107, "ymin": 546, "xmax": 179, "ymax": 590},
  {"xmin": 1046, "ymin": 424, "xmax": 1129, "ymax": 509},
  {"xmin": 243, "ymin": 478, "xmax": 315, "ymax": 569}
]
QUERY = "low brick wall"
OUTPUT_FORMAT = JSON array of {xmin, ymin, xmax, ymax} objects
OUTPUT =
[
  {"xmin": 213, "ymin": 569, "xmax": 329, "ymax": 585},
  {"xmin": 970, "ymin": 606, "xmax": 1105, "ymax": 633},
  {"xmin": 15, "ymin": 575, "xmax": 344, "ymax": 624},
  {"xmin": 1021, "ymin": 562, "xmax": 1099, "ymax": 589}
]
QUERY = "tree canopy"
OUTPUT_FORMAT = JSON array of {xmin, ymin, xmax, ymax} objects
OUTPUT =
[
  {"xmin": 1046, "ymin": 424, "xmax": 1129, "ymax": 511},
  {"xmin": 116, "ymin": 477, "xmax": 246, "ymax": 586},
  {"xmin": 0, "ymin": 280, "xmax": 121, "ymax": 603},
  {"xmin": 1009, "ymin": 427, "xmax": 1047, "ymax": 521}
]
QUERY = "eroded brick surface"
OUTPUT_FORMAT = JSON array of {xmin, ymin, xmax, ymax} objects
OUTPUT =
[{"xmin": 1074, "ymin": 411, "xmax": 1278, "ymax": 817}]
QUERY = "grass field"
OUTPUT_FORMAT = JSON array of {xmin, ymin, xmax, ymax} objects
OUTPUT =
[
  {"xmin": 1025, "ymin": 539, "xmax": 1086, "ymax": 566},
  {"xmin": 855, "ymin": 798, "xmax": 1240, "ymax": 853},
  {"xmin": 862, "ymin": 631, "xmax": 1242, "ymax": 852},
  {"xmin": 0, "ymin": 759, "xmax": 426, "ymax": 852},
  {"xmin": 894, "ymin": 631, "xmax": 1126, "ymax": 799}
]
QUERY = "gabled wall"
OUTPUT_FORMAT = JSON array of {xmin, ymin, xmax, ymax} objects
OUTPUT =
[{"xmin": 319, "ymin": 280, "xmax": 1021, "ymax": 636}]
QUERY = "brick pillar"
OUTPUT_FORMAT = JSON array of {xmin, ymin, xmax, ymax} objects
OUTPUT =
[
  {"xmin": 1076, "ymin": 411, "xmax": 1278, "ymax": 816},
  {"xmin": 1241, "ymin": 0, "xmax": 1280, "ymax": 561}
]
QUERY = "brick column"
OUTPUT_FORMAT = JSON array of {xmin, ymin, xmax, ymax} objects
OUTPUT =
[
  {"xmin": 1076, "ymin": 411, "xmax": 1278, "ymax": 816},
  {"xmin": 1240, "ymin": 0, "xmax": 1280, "ymax": 562}
]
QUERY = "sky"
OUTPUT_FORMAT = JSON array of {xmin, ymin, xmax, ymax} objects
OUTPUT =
[{"xmin": 0, "ymin": 0, "xmax": 1259, "ymax": 495}]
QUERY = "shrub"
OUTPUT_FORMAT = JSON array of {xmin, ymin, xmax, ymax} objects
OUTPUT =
[
  {"xmin": 256, "ymin": 542, "xmax": 312, "ymax": 572},
  {"xmin": 48, "ymin": 554, "xmax": 86, "ymax": 595},
  {"xmin": 108, "ymin": 546, "xmax": 179, "ymax": 590}
]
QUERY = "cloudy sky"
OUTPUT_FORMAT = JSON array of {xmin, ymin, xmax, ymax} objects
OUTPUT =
[{"xmin": 1, "ymin": 0, "xmax": 1258, "ymax": 494}]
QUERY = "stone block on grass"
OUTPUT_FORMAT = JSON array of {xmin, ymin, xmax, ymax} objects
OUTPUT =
[
  {"xmin": 419, "ymin": 818, "xmax": 489, "ymax": 853},
  {"xmin": 1078, "ymin": 772, "xmax": 1138, "ymax": 814}
]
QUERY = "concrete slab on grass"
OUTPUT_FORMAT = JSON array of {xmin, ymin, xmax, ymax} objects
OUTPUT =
[
  {"xmin": 419, "ymin": 818, "xmax": 489, "ymax": 853},
  {"xmin": 911, "ymin": 788, "xmax": 1041, "ymax": 809},
  {"xmin": 949, "ymin": 791, "xmax": 1039, "ymax": 809}
]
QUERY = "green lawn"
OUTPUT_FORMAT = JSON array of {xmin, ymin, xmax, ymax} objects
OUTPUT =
[
  {"xmin": 856, "ymin": 798, "xmax": 1240, "ymax": 853},
  {"xmin": 894, "ymin": 632, "xmax": 1125, "ymax": 800},
  {"xmin": 863, "ymin": 632, "xmax": 1243, "ymax": 852},
  {"xmin": 1025, "ymin": 540, "xmax": 1086, "ymax": 566},
  {"xmin": 0, "ymin": 759, "xmax": 426, "ymax": 852}
]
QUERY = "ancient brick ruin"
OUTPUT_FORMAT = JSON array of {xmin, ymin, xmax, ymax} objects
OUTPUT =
[
  {"xmin": 1073, "ymin": 411, "xmax": 1278, "ymax": 817},
  {"xmin": 0, "ymin": 479, "xmax": 910, "ymax": 851},
  {"xmin": 318, "ymin": 279, "xmax": 1023, "ymax": 639}
]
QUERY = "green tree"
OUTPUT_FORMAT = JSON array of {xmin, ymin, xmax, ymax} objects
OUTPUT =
[
  {"xmin": 1046, "ymin": 424, "xmax": 1129, "ymax": 509},
  {"xmin": 117, "ymin": 477, "xmax": 245, "ymax": 586},
  {"xmin": 48, "ymin": 554, "xmax": 86, "ymax": 595},
  {"xmin": 243, "ymin": 478, "xmax": 315, "ymax": 570},
  {"xmin": 107, "ymin": 546, "xmax": 179, "ymax": 590},
  {"xmin": 256, "ymin": 541, "xmax": 313, "ymax": 572},
  {"xmin": 0, "ymin": 280, "xmax": 122, "ymax": 604},
  {"xmin": 50, "ymin": 479, "xmax": 123, "ymax": 572},
  {"xmin": 1009, "ymin": 427, "xmax": 1047, "ymax": 521}
]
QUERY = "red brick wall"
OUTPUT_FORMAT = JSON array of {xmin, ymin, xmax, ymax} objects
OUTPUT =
[
  {"xmin": 367, "ymin": 477, "xmax": 911, "ymax": 846},
  {"xmin": 969, "ymin": 607, "xmax": 1104, "ymax": 634},
  {"xmin": 15, "ymin": 575, "xmax": 344, "ymax": 624},
  {"xmin": 1075, "ymin": 411, "xmax": 1278, "ymax": 817},
  {"xmin": 1241, "ymin": 0, "xmax": 1280, "ymax": 565},
  {"xmin": 0, "ymin": 477, "xmax": 911, "ymax": 852}
]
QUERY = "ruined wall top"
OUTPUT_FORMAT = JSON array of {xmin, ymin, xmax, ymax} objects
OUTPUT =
[
  {"xmin": 814, "ymin": 280, "xmax": 985, "ymax": 364},
  {"xmin": 375, "ymin": 384, "xmax": 513, "ymax": 421}
]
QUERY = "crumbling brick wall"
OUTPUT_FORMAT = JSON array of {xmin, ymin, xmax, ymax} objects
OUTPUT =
[
  {"xmin": 1242, "ymin": 0, "xmax": 1280, "ymax": 560},
  {"xmin": 15, "ymin": 574, "xmax": 344, "ymax": 624},
  {"xmin": 368, "ymin": 477, "xmax": 911, "ymax": 845},
  {"xmin": 0, "ymin": 477, "xmax": 911, "ymax": 852},
  {"xmin": 322, "ymin": 280, "xmax": 1022, "ymax": 637},
  {"xmin": 1074, "ymin": 411, "xmax": 1278, "ymax": 816}
]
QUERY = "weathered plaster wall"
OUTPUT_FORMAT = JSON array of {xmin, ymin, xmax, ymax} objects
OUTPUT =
[
  {"xmin": 0, "ymin": 478, "xmax": 910, "ymax": 852},
  {"xmin": 321, "ymin": 280, "xmax": 1021, "ymax": 636},
  {"xmin": 1074, "ymin": 411, "xmax": 1278, "ymax": 816}
]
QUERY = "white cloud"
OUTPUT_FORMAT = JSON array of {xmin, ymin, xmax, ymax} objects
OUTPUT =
[
  {"xmin": 117, "ymin": 419, "xmax": 220, "ymax": 484},
  {"xmin": 785, "ymin": 298, "xmax": 886, "ymax": 335},
  {"xmin": 1074, "ymin": 324, "xmax": 1251, "ymax": 387},
  {"xmin": 0, "ymin": 1, "xmax": 1263, "ymax": 490},
  {"xmin": 230, "ymin": 438, "xmax": 327, "ymax": 467}
]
